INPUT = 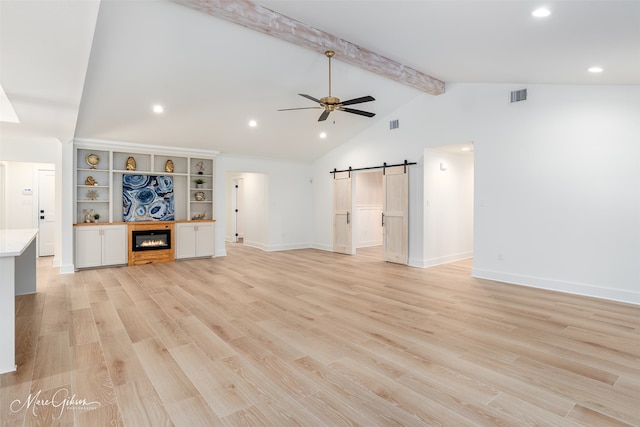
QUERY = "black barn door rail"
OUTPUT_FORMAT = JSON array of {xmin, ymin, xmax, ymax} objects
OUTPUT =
[{"xmin": 330, "ymin": 160, "xmax": 416, "ymax": 178}]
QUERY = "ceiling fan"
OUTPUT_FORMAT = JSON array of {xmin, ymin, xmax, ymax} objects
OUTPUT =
[{"xmin": 278, "ymin": 50, "xmax": 376, "ymax": 122}]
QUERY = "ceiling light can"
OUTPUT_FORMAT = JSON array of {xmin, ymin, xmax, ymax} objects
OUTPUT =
[{"xmin": 532, "ymin": 8, "xmax": 551, "ymax": 17}]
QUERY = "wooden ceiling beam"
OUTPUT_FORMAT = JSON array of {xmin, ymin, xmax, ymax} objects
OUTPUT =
[{"xmin": 172, "ymin": 0, "xmax": 445, "ymax": 95}]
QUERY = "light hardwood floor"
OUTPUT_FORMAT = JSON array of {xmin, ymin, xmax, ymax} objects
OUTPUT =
[{"xmin": 1, "ymin": 244, "xmax": 639, "ymax": 426}]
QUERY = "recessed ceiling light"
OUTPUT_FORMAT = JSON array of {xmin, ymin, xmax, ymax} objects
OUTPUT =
[
  {"xmin": 152, "ymin": 104, "xmax": 164, "ymax": 114},
  {"xmin": 461, "ymin": 147, "xmax": 471, "ymax": 152},
  {"xmin": 532, "ymin": 8, "xmax": 551, "ymax": 17},
  {"xmin": 588, "ymin": 67, "xmax": 603, "ymax": 73},
  {"xmin": 319, "ymin": 132, "xmax": 327, "ymax": 139},
  {"xmin": 249, "ymin": 120, "xmax": 257, "ymax": 127}
]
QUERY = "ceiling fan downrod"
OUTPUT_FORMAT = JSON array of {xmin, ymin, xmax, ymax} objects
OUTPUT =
[{"xmin": 326, "ymin": 50, "xmax": 334, "ymax": 99}]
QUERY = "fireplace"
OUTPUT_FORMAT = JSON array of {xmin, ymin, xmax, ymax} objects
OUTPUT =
[
  {"xmin": 127, "ymin": 222, "xmax": 174, "ymax": 265},
  {"xmin": 132, "ymin": 230, "xmax": 171, "ymax": 252}
]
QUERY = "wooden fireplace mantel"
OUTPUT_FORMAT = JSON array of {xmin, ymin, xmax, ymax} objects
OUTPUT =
[{"xmin": 128, "ymin": 222, "xmax": 175, "ymax": 266}]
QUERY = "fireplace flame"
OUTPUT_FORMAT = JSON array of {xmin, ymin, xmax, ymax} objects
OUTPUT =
[{"xmin": 139, "ymin": 239, "xmax": 167, "ymax": 248}]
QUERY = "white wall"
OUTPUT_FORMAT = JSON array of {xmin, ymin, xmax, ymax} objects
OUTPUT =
[
  {"xmin": 423, "ymin": 149, "xmax": 474, "ymax": 267},
  {"xmin": 0, "ymin": 139, "xmax": 68, "ymax": 268},
  {"xmin": 470, "ymin": 84, "xmax": 640, "ymax": 304},
  {"xmin": 313, "ymin": 82, "xmax": 639, "ymax": 304},
  {"xmin": 242, "ymin": 173, "xmax": 269, "ymax": 250},
  {"xmin": 1, "ymin": 162, "xmax": 53, "ymax": 229},
  {"xmin": 0, "ymin": 139, "xmax": 59, "ymax": 163},
  {"xmin": 215, "ymin": 154, "xmax": 313, "ymax": 255}
]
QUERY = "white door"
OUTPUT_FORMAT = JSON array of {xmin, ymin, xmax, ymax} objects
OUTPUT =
[
  {"xmin": 233, "ymin": 178, "xmax": 244, "ymax": 243},
  {"xmin": 333, "ymin": 171, "xmax": 353, "ymax": 254},
  {"xmin": 383, "ymin": 166, "xmax": 408, "ymax": 264},
  {"xmin": 38, "ymin": 170, "xmax": 56, "ymax": 256}
]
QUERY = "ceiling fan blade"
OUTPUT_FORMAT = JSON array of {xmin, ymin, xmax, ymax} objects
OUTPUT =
[
  {"xmin": 318, "ymin": 110, "xmax": 331, "ymax": 121},
  {"xmin": 339, "ymin": 95, "xmax": 375, "ymax": 106},
  {"xmin": 299, "ymin": 94, "xmax": 323, "ymax": 104},
  {"xmin": 278, "ymin": 107, "xmax": 322, "ymax": 111},
  {"xmin": 339, "ymin": 107, "xmax": 376, "ymax": 118}
]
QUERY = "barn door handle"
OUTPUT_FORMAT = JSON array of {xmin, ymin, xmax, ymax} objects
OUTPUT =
[
  {"xmin": 381, "ymin": 213, "xmax": 385, "ymax": 226},
  {"xmin": 346, "ymin": 212, "xmax": 350, "ymax": 224}
]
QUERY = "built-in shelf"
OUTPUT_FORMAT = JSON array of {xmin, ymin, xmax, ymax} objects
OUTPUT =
[{"xmin": 75, "ymin": 143, "xmax": 216, "ymax": 223}]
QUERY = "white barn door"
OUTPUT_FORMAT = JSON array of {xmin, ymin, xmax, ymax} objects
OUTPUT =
[
  {"xmin": 333, "ymin": 171, "xmax": 353, "ymax": 254},
  {"xmin": 383, "ymin": 166, "xmax": 408, "ymax": 264}
]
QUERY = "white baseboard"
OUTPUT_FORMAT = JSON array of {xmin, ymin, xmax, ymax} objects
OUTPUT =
[
  {"xmin": 243, "ymin": 241, "xmax": 310, "ymax": 252},
  {"xmin": 311, "ymin": 242, "xmax": 333, "ymax": 252},
  {"xmin": 472, "ymin": 268, "xmax": 640, "ymax": 306},
  {"xmin": 409, "ymin": 251, "xmax": 473, "ymax": 268},
  {"xmin": 265, "ymin": 243, "xmax": 310, "ymax": 252}
]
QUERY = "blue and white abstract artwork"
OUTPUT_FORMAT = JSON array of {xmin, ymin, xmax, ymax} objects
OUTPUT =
[{"xmin": 123, "ymin": 175, "xmax": 174, "ymax": 222}]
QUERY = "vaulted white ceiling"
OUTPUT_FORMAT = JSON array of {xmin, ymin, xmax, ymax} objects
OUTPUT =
[{"xmin": 2, "ymin": 0, "xmax": 639, "ymax": 162}]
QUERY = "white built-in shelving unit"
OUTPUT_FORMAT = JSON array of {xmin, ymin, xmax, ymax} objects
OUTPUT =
[{"xmin": 74, "ymin": 141, "xmax": 217, "ymax": 224}]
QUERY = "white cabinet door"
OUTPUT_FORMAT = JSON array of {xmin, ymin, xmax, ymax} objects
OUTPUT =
[
  {"xmin": 176, "ymin": 223, "xmax": 197, "ymax": 259},
  {"xmin": 102, "ymin": 225, "xmax": 127, "ymax": 266},
  {"xmin": 75, "ymin": 226, "xmax": 103, "ymax": 268},
  {"xmin": 176, "ymin": 223, "xmax": 214, "ymax": 259},
  {"xmin": 195, "ymin": 223, "xmax": 215, "ymax": 257}
]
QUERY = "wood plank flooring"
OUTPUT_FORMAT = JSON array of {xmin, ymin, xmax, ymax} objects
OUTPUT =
[{"xmin": 2, "ymin": 244, "xmax": 639, "ymax": 426}]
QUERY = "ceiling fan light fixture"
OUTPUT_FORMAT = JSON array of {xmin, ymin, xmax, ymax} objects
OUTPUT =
[{"xmin": 278, "ymin": 50, "xmax": 375, "ymax": 122}]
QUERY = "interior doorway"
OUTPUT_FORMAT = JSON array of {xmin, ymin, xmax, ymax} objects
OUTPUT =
[
  {"xmin": 350, "ymin": 167, "xmax": 409, "ymax": 264},
  {"xmin": 353, "ymin": 170, "xmax": 383, "ymax": 252},
  {"xmin": 225, "ymin": 172, "xmax": 268, "ymax": 250}
]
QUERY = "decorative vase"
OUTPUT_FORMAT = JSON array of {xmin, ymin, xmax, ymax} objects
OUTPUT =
[{"xmin": 126, "ymin": 156, "xmax": 136, "ymax": 171}]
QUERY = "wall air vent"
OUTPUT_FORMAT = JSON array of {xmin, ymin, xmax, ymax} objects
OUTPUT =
[
  {"xmin": 510, "ymin": 89, "xmax": 527, "ymax": 103},
  {"xmin": 390, "ymin": 119, "xmax": 399, "ymax": 130}
]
